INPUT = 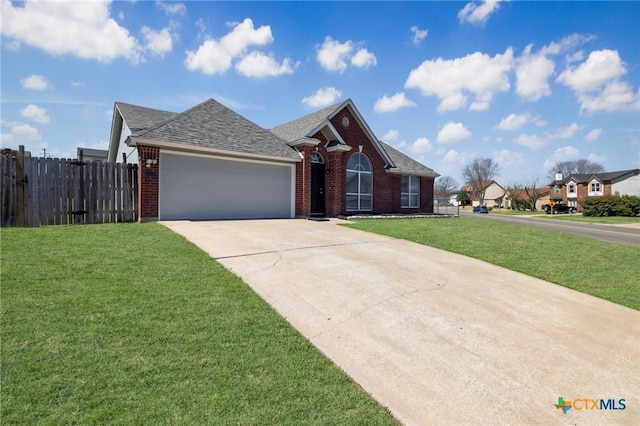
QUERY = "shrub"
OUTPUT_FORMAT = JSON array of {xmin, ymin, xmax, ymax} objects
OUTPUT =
[{"xmin": 582, "ymin": 195, "xmax": 640, "ymax": 217}]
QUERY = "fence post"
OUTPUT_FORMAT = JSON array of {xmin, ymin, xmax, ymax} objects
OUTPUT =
[{"xmin": 16, "ymin": 145, "xmax": 26, "ymax": 226}]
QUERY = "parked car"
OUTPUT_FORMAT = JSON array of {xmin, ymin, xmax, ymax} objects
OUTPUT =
[
  {"xmin": 473, "ymin": 205, "xmax": 489, "ymax": 214},
  {"xmin": 543, "ymin": 203, "xmax": 577, "ymax": 214}
]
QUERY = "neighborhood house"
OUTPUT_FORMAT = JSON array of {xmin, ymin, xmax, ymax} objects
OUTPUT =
[
  {"xmin": 107, "ymin": 98, "xmax": 439, "ymax": 221},
  {"xmin": 549, "ymin": 169, "xmax": 640, "ymax": 210}
]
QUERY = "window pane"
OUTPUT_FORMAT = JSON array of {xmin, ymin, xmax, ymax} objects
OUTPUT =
[
  {"xmin": 401, "ymin": 176, "xmax": 409, "ymax": 193},
  {"xmin": 346, "ymin": 195, "xmax": 358, "ymax": 210},
  {"xmin": 411, "ymin": 194, "xmax": 419, "ymax": 207},
  {"xmin": 411, "ymin": 176, "xmax": 420, "ymax": 195},
  {"xmin": 347, "ymin": 154, "xmax": 359, "ymax": 171},
  {"xmin": 360, "ymin": 155, "xmax": 372, "ymax": 172},
  {"xmin": 401, "ymin": 193, "xmax": 409, "ymax": 208},
  {"xmin": 360, "ymin": 174, "xmax": 372, "ymax": 194},
  {"xmin": 346, "ymin": 171, "xmax": 358, "ymax": 193},
  {"xmin": 360, "ymin": 195, "xmax": 372, "ymax": 210}
]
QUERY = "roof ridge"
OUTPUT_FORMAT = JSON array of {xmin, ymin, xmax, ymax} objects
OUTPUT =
[{"xmin": 133, "ymin": 98, "xmax": 216, "ymax": 138}]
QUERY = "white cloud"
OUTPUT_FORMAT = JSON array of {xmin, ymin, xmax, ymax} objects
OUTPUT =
[
  {"xmin": 21, "ymin": 74, "xmax": 50, "ymax": 90},
  {"xmin": 513, "ymin": 133, "xmax": 547, "ymax": 150},
  {"xmin": 185, "ymin": 39, "xmax": 232, "ymax": 75},
  {"xmin": 458, "ymin": 0, "xmax": 503, "ymax": 25},
  {"xmin": 543, "ymin": 146, "xmax": 580, "ymax": 170},
  {"xmin": 382, "ymin": 129, "xmax": 400, "ymax": 142},
  {"xmin": 438, "ymin": 149, "xmax": 475, "ymax": 177},
  {"xmin": 156, "ymin": 1, "xmax": 186, "ymax": 15},
  {"xmin": 410, "ymin": 26, "xmax": 428, "ymax": 45},
  {"xmin": 495, "ymin": 113, "xmax": 530, "ymax": 130},
  {"xmin": 185, "ymin": 18, "xmax": 275, "ymax": 76},
  {"xmin": 1, "ymin": 0, "xmax": 142, "ymax": 63},
  {"xmin": 548, "ymin": 123, "xmax": 580, "ymax": 139},
  {"xmin": 316, "ymin": 37, "xmax": 376, "ymax": 73},
  {"xmin": 405, "ymin": 48, "xmax": 513, "ymax": 111},
  {"xmin": 516, "ymin": 44, "xmax": 555, "ymax": 101},
  {"xmin": 221, "ymin": 18, "xmax": 273, "ymax": 57},
  {"xmin": 317, "ymin": 37, "xmax": 353, "ymax": 73},
  {"xmin": 557, "ymin": 49, "xmax": 626, "ymax": 93},
  {"xmin": 235, "ymin": 52, "xmax": 294, "ymax": 78},
  {"xmin": 374, "ymin": 93, "xmax": 416, "ymax": 113},
  {"xmin": 587, "ymin": 153, "xmax": 607, "ymax": 164},
  {"xmin": 436, "ymin": 122, "xmax": 472, "ymax": 144},
  {"xmin": 21, "ymin": 104, "xmax": 50, "ymax": 123},
  {"xmin": 408, "ymin": 137, "xmax": 434, "ymax": 154},
  {"xmin": 1, "ymin": 122, "xmax": 45, "ymax": 150},
  {"xmin": 351, "ymin": 48, "xmax": 377, "ymax": 68},
  {"xmin": 578, "ymin": 81, "xmax": 640, "ymax": 114},
  {"xmin": 302, "ymin": 87, "xmax": 343, "ymax": 108},
  {"xmin": 585, "ymin": 128, "xmax": 603, "ymax": 142},
  {"xmin": 493, "ymin": 149, "xmax": 524, "ymax": 168},
  {"xmin": 141, "ymin": 26, "xmax": 173, "ymax": 57},
  {"xmin": 565, "ymin": 50, "xmax": 584, "ymax": 63}
]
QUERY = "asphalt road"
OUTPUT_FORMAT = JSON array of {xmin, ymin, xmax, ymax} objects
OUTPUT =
[{"xmin": 460, "ymin": 211, "xmax": 640, "ymax": 247}]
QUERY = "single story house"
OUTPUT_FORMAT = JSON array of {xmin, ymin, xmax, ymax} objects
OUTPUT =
[
  {"xmin": 107, "ymin": 98, "xmax": 439, "ymax": 221},
  {"xmin": 461, "ymin": 181, "xmax": 506, "ymax": 208},
  {"xmin": 77, "ymin": 147, "xmax": 108, "ymax": 162},
  {"xmin": 504, "ymin": 187, "xmax": 550, "ymax": 211},
  {"xmin": 549, "ymin": 169, "xmax": 640, "ymax": 210}
]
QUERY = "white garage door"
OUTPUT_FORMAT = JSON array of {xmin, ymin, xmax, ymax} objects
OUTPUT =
[{"xmin": 159, "ymin": 152, "xmax": 295, "ymax": 220}]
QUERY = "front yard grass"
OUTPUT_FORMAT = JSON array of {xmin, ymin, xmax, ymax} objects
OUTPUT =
[
  {"xmin": 346, "ymin": 217, "xmax": 639, "ymax": 310},
  {"xmin": 1, "ymin": 223, "xmax": 397, "ymax": 425}
]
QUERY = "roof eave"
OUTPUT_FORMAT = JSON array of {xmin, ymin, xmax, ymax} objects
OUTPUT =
[{"xmin": 131, "ymin": 137, "xmax": 301, "ymax": 163}]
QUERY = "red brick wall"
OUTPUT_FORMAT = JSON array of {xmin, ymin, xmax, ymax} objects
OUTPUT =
[
  {"xmin": 293, "ymin": 107, "xmax": 436, "ymax": 216},
  {"xmin": 138, "ymin": 145, "xmax": 159, "ymax": 221}
]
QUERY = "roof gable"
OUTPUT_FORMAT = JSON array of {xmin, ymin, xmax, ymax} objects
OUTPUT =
[
  {"xmin": 131, "ymin": 99, "xmax": 299, "ymax": 161},
  {"xmin": 271, "ymin": 99, "xmax": 396, "ymax": 167}
]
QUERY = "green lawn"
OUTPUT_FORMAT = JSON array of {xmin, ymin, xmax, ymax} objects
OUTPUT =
[
  {"xmin": 1, "ymin": 224, "xmax": 397, "ymax": 425},
  {"xmin": 345, "ymin": 217, "xmax": 640, "ymax": 310},
  {"xmin": 538, "ymin": 215, "xmax": 640, "ymax": 224}
]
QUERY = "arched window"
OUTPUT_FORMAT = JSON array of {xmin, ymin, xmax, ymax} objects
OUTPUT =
[
  {"xmin": 310, "ymin": 151, "xmax": 324, "ymax": 163},
  {"xmin": 346, "ymin": 153, "xmax": 372, "ymax": 211}
]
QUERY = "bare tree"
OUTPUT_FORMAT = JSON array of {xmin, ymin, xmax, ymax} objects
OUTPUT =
[
  {"xmin": 462, "ymin": 158, "xmax": 500, "ymax": 206},
  {"xmin": 434, "ymin": 176, "xmax": 458, "ymax": 199},
  {"xmin": 547, "ymin": 159, "xmax": 605, "ymax": 180},
  {"xmin": 506, "ymin": 184, "xmax": 525, "ymax": 211},
  {"xmin": 523, "ymin": 179, "xmax": 544, "ymax": 211}
]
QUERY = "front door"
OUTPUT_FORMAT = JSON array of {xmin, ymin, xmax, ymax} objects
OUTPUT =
[{"xmin": 310, "ymin": 152, "xmax": 325, "ymax": 216}]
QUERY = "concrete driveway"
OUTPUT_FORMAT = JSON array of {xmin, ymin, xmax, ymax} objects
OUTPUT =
[{"xmin": 163, "ymin": 219, "xmax": 639, "ymax": 425}]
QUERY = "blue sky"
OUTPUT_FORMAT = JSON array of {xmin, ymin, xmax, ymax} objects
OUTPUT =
[{"xmin": 2, "ymin": 0, "xmax": 639, "ymax": 186}]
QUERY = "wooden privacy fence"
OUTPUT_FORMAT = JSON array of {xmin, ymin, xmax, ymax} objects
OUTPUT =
[{"xmin": 1, "ymin": 147, "xmax": 138, "ymax": 227}]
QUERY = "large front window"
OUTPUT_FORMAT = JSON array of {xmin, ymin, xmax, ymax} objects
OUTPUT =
[
  {"xmin": 401, "ymin": 176, "xmax": 420, "ymax": 208},
  {"xmin": 346, "ymin": 153, "xmax": 372, "ymax": 211}
]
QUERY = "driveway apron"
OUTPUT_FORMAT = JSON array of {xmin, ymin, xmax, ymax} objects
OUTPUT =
[{"xmin": 162, "ymin": 219, "xmax": 639, "ymax": 426}]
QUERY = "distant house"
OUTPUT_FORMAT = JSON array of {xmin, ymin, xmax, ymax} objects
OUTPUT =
[
  {"xmin": 77, "ymin": 147, "xmax": 108, "ymax": 162},
  {"xmin": 461, "ymin": 181, "xmax": 506, "ymax": 208},
  {"xmin": 504, "ymin": 187, "xmax": 550, "ymax": 211},
  {"xmin": 549, "ymin": 169, "xmax": 640, "ymax": 211}
]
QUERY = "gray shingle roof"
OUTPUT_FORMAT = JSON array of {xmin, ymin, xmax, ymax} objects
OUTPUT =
[
  {"xmin": 132, "ymin": 99, "xmax": 300, "ymax": 161},
  {"xmin": 115, "ymin": 102, "xmax": 176, "ymax": 132},
  {"xmin": 270, "ymin": 103, "xmax": 341, "ymax": 142},
  {"xmin": 381, "ymin": 142, "xmax": 439, "ymax": 177},
  {"xmin": 552, "ymin": 169, "xmax": 639, "ymax": 185}
]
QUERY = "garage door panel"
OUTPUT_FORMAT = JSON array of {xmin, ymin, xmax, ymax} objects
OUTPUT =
[{"xmin": 160, "ymin": 153, "xmax": 293, "ymax": 220}]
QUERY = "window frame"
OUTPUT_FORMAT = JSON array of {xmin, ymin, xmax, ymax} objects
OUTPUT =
[
  {"xmin": 401, "ymin": 175, "xmax": 420, "ymax": 208},
  {"xmin": 589, "ymin": 180, "xmax": 603, "ymax": 196},
  {"xmin": 346, "ymin": 153, "xmax": 373, "ymax": 211}
]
